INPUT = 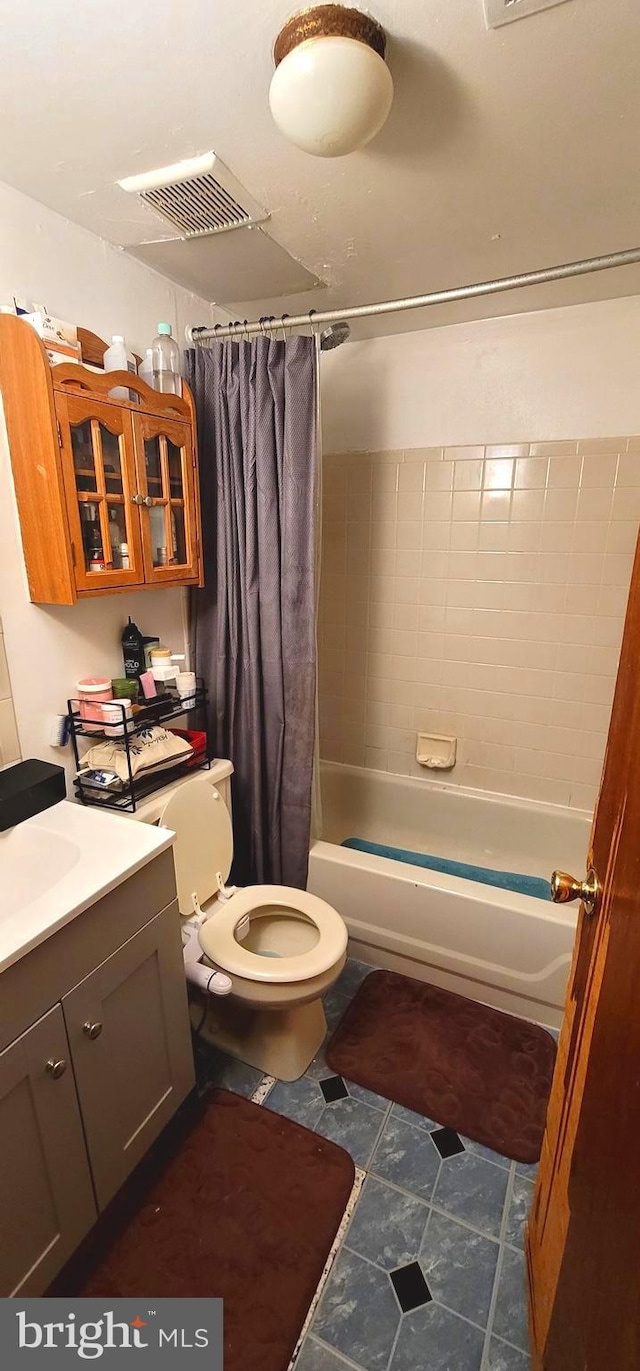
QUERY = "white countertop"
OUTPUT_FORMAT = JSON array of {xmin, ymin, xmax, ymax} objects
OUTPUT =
[{"xmin": 0, "ymin": 800, "xmax": 175, "ymax": 974}]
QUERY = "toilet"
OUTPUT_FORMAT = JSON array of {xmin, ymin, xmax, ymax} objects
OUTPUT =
[{"xmin": 148, "ymin": 768, "xmax": 348, "ymax": 1081}]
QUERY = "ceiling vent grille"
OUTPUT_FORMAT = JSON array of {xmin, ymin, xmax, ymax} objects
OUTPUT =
[
  {"xmin": 483, "ymin": 0, "xmax": 572, "ymax": 27},
  {"xmin": 118, "ymin": 152, "xmax": 269, "ymax": 239}
]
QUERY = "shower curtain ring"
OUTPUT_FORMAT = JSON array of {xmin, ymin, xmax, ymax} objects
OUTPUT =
[
  {"xmin": 280, "ymin": 313, "xmax": 290, "ymax": 343},
  {"xmin": 308, "ymin": 308, "xmax": 318, "ymax": 339}
]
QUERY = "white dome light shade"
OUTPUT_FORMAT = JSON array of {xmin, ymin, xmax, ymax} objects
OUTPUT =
[{"xmin": 270, "ymin": 34, "xmax": 393, "ymax": 158}]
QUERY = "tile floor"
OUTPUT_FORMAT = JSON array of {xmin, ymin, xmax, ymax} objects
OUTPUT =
[{"xmin": 193, "ymin": 958, "xmax": 535, "ymax": 1371}]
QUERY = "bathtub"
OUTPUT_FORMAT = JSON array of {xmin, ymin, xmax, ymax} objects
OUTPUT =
[{"xmin": 307, "ymin": 763, "xmax": 592, "ymax": 1029}]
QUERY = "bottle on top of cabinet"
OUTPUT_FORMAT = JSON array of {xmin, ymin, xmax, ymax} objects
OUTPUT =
[
  {"xmin": 151, "ymin": 323, "xmax": 181, "ymax": 395},
  {"xmin": 103, "ymin": 336, "xmax": 136, "ymax": 401}
]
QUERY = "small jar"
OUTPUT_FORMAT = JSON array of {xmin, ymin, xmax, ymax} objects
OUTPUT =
[
  {"xmin": 101, "ymin": 700, "xmax": 133, "ymax": 737},
  {"xmin": 76, "ymin": 677, "xmax": 113, "ymax": 732},
  {"xmin": 175, "ymin": 671, "xmax": 197, "ymax": 701},
  {"xmin": 111, "ymin": 677, "xmax": 139, "ymax": 704}
]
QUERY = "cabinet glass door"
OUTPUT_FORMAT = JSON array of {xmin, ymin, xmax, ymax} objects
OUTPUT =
[
  {"xmin": 132, "ymin": 414, "xmax": 199, "ymax": 583},
  {"xmin": 57, "ymin": 396, "xmax": 143, "ymax": 591}
]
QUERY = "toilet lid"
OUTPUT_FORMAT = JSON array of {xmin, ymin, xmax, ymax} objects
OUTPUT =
[{"xmin": 157, "ymin": 778, "xmax": 233, "ymax": 915}]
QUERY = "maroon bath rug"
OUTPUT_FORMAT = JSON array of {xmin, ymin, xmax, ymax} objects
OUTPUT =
[
  {"xmin": 326, "ymin": 970, "xmax": 557, "ymax": 1163},
  {"xmin": 53, "ymin": 1090, "xmax": 354, "ymax": 1371}
]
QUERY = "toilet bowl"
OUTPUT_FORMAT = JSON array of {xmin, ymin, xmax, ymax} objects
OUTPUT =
[{"xmin": 156, "ymin": 774, "xmax": 348, "ymax": 1080}]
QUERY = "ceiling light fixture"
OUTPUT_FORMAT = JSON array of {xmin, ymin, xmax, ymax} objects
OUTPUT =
[{"xmin": 269, "ymin": 5, "xmax": 393, "ymax": 158}]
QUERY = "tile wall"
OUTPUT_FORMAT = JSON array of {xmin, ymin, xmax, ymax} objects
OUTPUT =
[
  {"xmin": 318, "ymin": 438, "xmax": 640, "ymax": 811},
  {"xmin": 0, "ymin": 617, "xmax": 20, "ymax": 767}
]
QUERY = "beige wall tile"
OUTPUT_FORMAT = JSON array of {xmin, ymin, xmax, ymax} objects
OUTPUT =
[
  {"xmin": 0, "ymin": 698, "xmax": 20, "ymax": 766},
  {"xmin": 529, "ymin": 441, "xmax": 578, "ymax": 456},
  {"xmin": 0, "ymin": 633, "xmax": 20, "ymax": 766},
  {"xmin": 577, "ymin": 438, "xmax": 626, "ymax": 455},
  {"xmin": 0, "ymin": 635, "xmax": 12, "ymax": 701}
]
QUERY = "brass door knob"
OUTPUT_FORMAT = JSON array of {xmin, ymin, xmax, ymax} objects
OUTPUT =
[
  {"xmin": 550, "ymin": 868, "xmax": 600, "ymax": 916},
  {"xmin": 83, "ymin": 1020, "xmax": 103, "ymax": 1040},
  {"xmin": 45, "ymin": 1059, "xmax": 67, "ymax": 1079}
]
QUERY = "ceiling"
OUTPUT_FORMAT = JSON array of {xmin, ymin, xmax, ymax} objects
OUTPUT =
[{"xmin": 1, "ymin": 0, "xmax": 639, "ymax": 338}]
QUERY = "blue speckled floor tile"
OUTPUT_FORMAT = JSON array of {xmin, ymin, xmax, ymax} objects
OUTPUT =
[
  {"xmin": 370, "ymin": 1113, "xmax": 441, "ymax": 1201},
  {"xmin": 335, "ymin": 957, "xmax": 374, "ymax": 999},
  {"xmin": 313, "ymin": 1248, "xmax": 400, "ymax": 1371},
  {"xmin": 192, "ymin": 1040, "xmax": 264, "ymax": 1099},
  {"xmin": 345, "ymin": 1176, "xmax": 428, "ymax": 1270},
  {"xmin": 486, "ymin": 1335, "xmax": 531, "ymax": 1370},
  {"xmin": 323, "ymin": 986, "xmax": 352, "ymax": 1032},
  {"xmin": 266, "ymin": 1075, "xmax": 325, "ymax": 1129},
  {"xmin": 492, "ymin": 1246, "xmax": 530, "ymax": 1353},
  {"xmin": 305, "ymin": 1042, "xmax": 331, "ymax": 1081},
  {"xmin": 295, "ymin": 1335, "xmax": 364, "ymax": 1371},
  {"xmin": 315, "ymin": 1097, "xmax": 386, "ymax": 1166},
  {"xmin": 432, "ymin": 1151, "xmax": 509, "ymax": 1239},
  {"xmin": 504, "ymin": 1174, "xmax": 535, "ymax": 1250},
  {"xmin": 515, "ymin": 1158, "xmax": 539, "ymax": 1182},
  {"xmin": 389, "ymin": 1102, "xmax": 439, "ymax": 1132},
  {"xmin": 419, "ymin": 1208, "xmax": 499, "ymax": 1328},
  {"xmin": 345, "ymin": 1080, "xmax": 391, "ymax": 1112},
  {"xmin": 391, "ymin": 1301, "xmax": 484, "ymax": 1371},
  {"xmin": 460, "ymin": 1136, "xmax": 511, "ymax": 1171}
]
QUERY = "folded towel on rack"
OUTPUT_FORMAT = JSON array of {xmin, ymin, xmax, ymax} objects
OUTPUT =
[{"xmin": 82, "ymin": 726, "xmax": 193, "ymax": 783}]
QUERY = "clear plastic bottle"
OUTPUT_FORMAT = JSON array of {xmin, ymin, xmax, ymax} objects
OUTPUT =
[{"xmin": 151, "ymin": 322, "xmax": 182, "ymax": 395}]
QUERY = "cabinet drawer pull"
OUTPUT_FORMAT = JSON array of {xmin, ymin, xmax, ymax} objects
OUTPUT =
[
  {"xmin": 45, "ymin": 1058, "xmax": 67, "ymax": 1079},
  {"xmin": 83, "ymin": 1020, "xmax": 103, "ymax": 1040}
]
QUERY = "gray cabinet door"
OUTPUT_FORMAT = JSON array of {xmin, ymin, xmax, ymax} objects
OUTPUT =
[
  {"xmin": 63, "ymin": 904, "xmax": 194, "ymax": 1210},
  {"xmin": 0, "ymin": 1004, "xmax": 97, "ymax": 1296}
]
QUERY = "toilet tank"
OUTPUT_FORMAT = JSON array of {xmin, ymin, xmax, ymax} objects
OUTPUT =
[{"xmin": 126, "ymin": 758, "xmax": 235, "ymax": 827}]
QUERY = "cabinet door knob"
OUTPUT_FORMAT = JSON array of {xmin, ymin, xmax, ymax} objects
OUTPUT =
[
  {"xmin": 45, "ymin": 1058, "xmax": 67, "ymax": 1079},
  {"xmin": 143, "ymin": 495, "xmax": 154, "ymax": 507},
  {"xmin": 131, "ymin": 493, "xmax": 143, "ymax": 505},
  {"xmin": 83, "ymin": 1020, "xmax": 103, "ymax": 1040}
]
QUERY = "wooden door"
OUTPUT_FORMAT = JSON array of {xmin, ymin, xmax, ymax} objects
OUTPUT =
[
  {"xmin": 0, "ymin": 1005, "xmax": 96, "ymax": 1296},
  {"xmin": 132, "ymin": 412, "xmax": 201, "ymax": 584},
  {"xmin": 62, "ymin": 907, "xmax": 194, "ymax": 1210},
  {"xmin": 56, "ymin": 393, "xmax": 145, "ymax": 591},
  {"xmin": 527, "ymin": 532, "xmax": 640, "ymax": 1368}
]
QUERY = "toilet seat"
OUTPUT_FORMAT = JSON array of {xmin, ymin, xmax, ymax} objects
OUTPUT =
[
  {"xmin": 199, "ymin": 885, "xmax": 348, "ymax": 983},
  {"xmin": 157, "ymin": 777, "xmax": 347, "ymax": 985}
]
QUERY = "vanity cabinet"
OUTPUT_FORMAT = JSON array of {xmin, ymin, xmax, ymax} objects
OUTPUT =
[
  {"xmin": 0, "ymin": 312, "xmax": 203, "ymax": 604},
  {"xmin": 0, "ymin": 851, "xmax": 194, "ymax": 1296}
]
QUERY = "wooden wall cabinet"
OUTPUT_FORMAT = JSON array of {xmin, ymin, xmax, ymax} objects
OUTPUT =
[
  {"xmin": 0, "ymin": 313, "xmax": 203, "ymax": 604},
  {"xmin": 0, "ymin": 851, "xmax": 195, "ymax": 1296}
]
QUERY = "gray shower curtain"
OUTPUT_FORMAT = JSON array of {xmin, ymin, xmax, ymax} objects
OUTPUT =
[{"xmin": 185, "ymin": 336, "xmax": 318, "ymax": 890}]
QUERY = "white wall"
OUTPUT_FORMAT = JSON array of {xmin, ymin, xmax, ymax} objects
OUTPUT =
[
  {"xmin": 321, "ymin": 295, "xmax": 640, "ymax": 454},
  {"xmin": 0, "ymin": 179, "xmax": 214, "ymax": 778}
]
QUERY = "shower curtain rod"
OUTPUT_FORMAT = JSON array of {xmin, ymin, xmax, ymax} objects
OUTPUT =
[{"xmin": 186, "ymin": 246, "xmax": 640, "ymax": 344}]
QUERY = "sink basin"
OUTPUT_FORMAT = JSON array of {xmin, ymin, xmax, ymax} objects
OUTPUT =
[
  {"xmin": 0, "ymin": 799, "xmax": 175, "ymax": 974},
  {"xmin": 0, "ymin": 822, "xmax": 81, "ymax": 910}
]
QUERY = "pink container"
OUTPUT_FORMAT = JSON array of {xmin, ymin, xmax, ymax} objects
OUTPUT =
[{"xmin": 76, "ymin": 676, "xmax": 113, "ymax": 732}]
